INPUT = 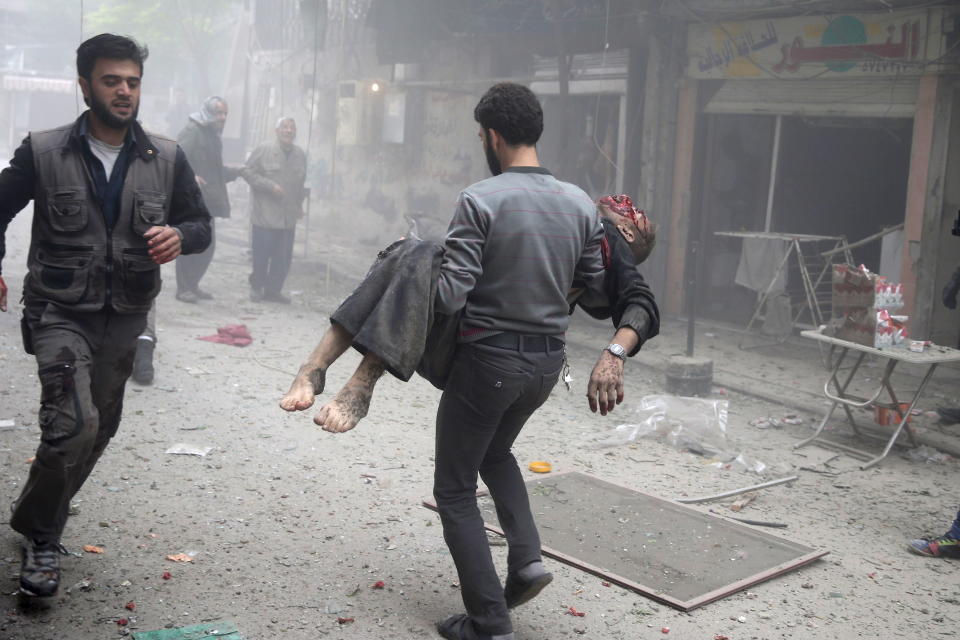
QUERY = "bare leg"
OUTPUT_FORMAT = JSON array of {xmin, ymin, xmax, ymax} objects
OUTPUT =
[
  {"xmin": 315, "ymin": 353, "xmax": 386, "ymax": 433},
  {"xmin": 280, "ymin": 323, "xmax": 353, "ymax": 411}
]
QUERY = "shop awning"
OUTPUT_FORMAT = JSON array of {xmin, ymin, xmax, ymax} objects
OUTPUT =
[{"xmin": 704, "ymin": 78, "xmax": 919, "ymax": 118}]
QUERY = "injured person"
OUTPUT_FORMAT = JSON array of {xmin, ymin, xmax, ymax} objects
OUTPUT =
[{"xmin": 280, "ymin": 193, "xmax": 658, "ymax": 432}]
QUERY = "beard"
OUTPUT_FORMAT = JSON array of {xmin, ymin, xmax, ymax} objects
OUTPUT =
[
  {"xmin": 483, "ymin": 131, "xmax": 501, "ymax": 176},
  {"xmin": 89, "ymin": 92, "xmax": 138, "ymax": 130}
]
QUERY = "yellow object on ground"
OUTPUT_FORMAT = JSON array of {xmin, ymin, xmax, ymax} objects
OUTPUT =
[{"xmin": 528, "ymin": 461, "xmax": 552, "ymax": 473}]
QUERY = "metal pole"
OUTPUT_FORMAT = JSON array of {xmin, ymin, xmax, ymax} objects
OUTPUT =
[
  {"xmin": 676, "ymin": 475, "xmax": 798, "ymax": 504},
  {"xmin": 763, "ymin": 114, "xmax": 782, "ymax": 232},
  {"xmin": 686, "ymin": 239, "xmax": 699, "ymax": 357}
]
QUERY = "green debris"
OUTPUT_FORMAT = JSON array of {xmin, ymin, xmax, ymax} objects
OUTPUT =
[{"xmin": 131, "ymin": 621, "xmax": 242, "ymax": 640}]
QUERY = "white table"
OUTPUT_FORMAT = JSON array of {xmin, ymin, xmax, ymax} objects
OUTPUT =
[{"xmin": 795, "ymin": 330, "xmax": 960, "ymax": 469}]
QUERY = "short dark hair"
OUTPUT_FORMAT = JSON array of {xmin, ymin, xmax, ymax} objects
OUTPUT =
[
  {"xmin": 76, "ymin": 34, "xmax": 149, "ymax": 82},
  {"xmin": 473, "ymin": 83, "xmax": 543, "ymax": 146}
]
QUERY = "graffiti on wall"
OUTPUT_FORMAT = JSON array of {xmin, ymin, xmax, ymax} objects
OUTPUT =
[{"xmin": 688, "ymin": 10, "xmax": 945, "ymax": 79}]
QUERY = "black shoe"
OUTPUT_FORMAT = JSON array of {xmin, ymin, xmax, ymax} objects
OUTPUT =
[
  {"xmin": 194, "ymin": 288, "xmax": 214, "ymax": 300},
  {"xmin": 250, "ymin": 286, "xmax": 264, "ymax": 302},
  {"xmin": 176, "ymin": 290, "xmax": 199, "ymax": 303},
  {"xmin": 263, "ymin": 291, "xmax": 291, "ymax": 304},
  {"xmin": 437, "ymin": 614, "xmax": 513, "ymax": 640},
  {"xmin": 937, "ymin": 407, "xmax": 960, "ymax": 425},
  {"xmin": 504, "ymin": 565, "xmax": 553, "ymax": 609},
  {"xmin": 20, "ymin": 538, "xmax": 62, "ymax": 597},
  {"xmin": 132, "ymin": 338, "xmax": 155, "ymax": 385}
]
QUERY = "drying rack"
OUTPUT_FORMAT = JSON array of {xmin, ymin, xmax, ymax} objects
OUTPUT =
[{"xmin": 714, "ymin": 231, "xmax": 853, "ymax": 350}]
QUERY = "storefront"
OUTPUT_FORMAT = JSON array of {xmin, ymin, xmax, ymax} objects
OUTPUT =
[{"xmin": 664, "ymin": 7, "xmax": 958, "ymax": 344}]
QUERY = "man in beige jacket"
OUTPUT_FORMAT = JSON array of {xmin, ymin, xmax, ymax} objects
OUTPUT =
[{"xmin": 242, "ymin": 117, "xmax": 307, "ymax": 303}]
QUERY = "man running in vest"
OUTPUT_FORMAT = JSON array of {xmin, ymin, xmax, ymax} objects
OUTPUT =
[{"xmin": 0, "ymin": 34, "xmax": 211, "ymax": 598}]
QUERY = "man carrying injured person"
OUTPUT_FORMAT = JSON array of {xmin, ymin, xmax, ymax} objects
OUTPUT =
[
  {"xmin": 279, "ymin": 190, "xmax": 657, "ymax": 434},
  {"xmin": 282, "ymin": 83, "xmax": 659, "ymax": 640}
]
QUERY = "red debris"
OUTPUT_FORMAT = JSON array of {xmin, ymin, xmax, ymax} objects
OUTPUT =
[
  {"xmin": 601, "ymin": 581, "xmax": 611, "ymax": 587},
  {"xmin": 337, "ymin": 617, "xmax": 355, "ymax": 625},
  {"xmin": 661, "ymin": 627, "xmax": 670, "ymax": 634},
  {"xmin": 371, "ymin": 580, "xmax": 385, "ymax": 589},
  {"xmin": 867, "ymin": 572, "xmax": 877, "ymax": 579},
  {"xmin": 161, "ymin": 571, "xmax": 172, "ymax": 580},
  {"xmin": 125, "ymin": 601, "xmax": 136, "ymax": 611},
  {"xmin": 714, "ymin": 635, "xmax": 730, "ymax": 640},
  {"xmin": 117, "ymin": 618, "xmax": 129, "ymax": 626},
  {"xmin": 566, "ymin": 606, "xmax": 586, "ymax": 617}
]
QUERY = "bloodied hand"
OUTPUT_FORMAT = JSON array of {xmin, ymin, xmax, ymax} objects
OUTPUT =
[{"xmin": 586, "ymin": 350, "xmax": 624, "ymax": 415}]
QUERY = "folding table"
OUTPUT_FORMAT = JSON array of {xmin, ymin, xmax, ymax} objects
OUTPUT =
[{"xmin": 795, "ymin": 330, "xmax": 960, "ymax": 469}]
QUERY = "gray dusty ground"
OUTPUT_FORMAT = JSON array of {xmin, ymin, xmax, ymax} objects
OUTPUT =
[{"xmin": 1, "ymin": 205, "xmax": 959, "ymax": 640}]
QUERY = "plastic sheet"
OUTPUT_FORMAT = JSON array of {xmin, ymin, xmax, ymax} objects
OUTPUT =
[{"xmin": 594, "ymin": 395, "xmax": 774, "ymax": 475}]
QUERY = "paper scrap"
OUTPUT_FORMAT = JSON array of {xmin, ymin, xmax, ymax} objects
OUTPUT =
[{"xmin": 165, "ymin": 444, "xmax": 213, "ymax": 457}]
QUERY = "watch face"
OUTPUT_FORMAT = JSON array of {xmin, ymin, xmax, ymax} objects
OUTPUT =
[{"xmin": 607, "ymin": 344, "xmax": 625, "ymax": 358}]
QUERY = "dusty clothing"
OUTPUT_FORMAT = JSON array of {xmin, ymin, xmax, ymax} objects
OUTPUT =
[
  {"xmin": 434, "ymin": 342, "xmax": 562, "ymax": 635},
  {"xmin": 0, "ymin": 112, "xmax": 210, "ymax": 545},
  {"xmin": 11, "ymin": 303, "xmax": 145, "ymax": 541},
  {"xmin": 250, "ymin": 226, "xmax": 295, "ymax": 294},
  {"xmin": 330, "ymin": 220, "xmax": 659, "ymax": 386},
  {"xmin": 436, "ymin": 167, "xmax": 606, "ymax": 340},
  {"xmin": 331, "ymin": 239, "xmax": 446, "ymax": 382},
  {"xmin": 433, "ymin": 165, "xmax": 614, "ymax": 636},
  {"xmin": 0, "ymin": 113, "xmax": 211, "ymax": 306},
  {"xmin": 176, "ymin": 117, "xmax": 239, "ymax": 219},
  {"xmin": 243, "ymin": 141, "xmax": 307, "ymax": 230}
]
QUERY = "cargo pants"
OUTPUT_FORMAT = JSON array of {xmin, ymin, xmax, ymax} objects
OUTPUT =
[{"xmin": 11, "ymin": 302, "xmax": 145, "ymax": 542}]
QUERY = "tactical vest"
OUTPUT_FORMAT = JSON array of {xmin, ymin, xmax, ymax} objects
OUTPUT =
[{"xmin": 24, "ymin": 123, "xmax": 177, "ymax": 314}]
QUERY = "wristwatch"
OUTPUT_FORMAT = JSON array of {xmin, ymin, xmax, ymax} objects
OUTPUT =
[{"xmin": 605, "ymin": 343, "xmax": 626, "ymax": 360}]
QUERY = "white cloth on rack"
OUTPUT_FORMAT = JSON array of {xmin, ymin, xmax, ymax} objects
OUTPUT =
[{"xmin": 734, "ymin": 237, "xmax": 789, "ymax": 293}]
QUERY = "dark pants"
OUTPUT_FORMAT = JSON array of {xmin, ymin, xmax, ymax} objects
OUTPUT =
[
  {"xmin": 949, "ymin": 509, "xmax": 960, "ymax": 539},
  {"xmin": 176, "ymin": 217, "xmax": 215, "ymax": 293},
  {"xmin": 250, "ymin": 225, "xmax": 295, "ymax": 294},
  {"xmin": 11, "ymin": 303, "xmax": 145, "ymax": 542},
  {"xmin": 433, "ymin": 341, "xmax": 563, "ymax": 636}
]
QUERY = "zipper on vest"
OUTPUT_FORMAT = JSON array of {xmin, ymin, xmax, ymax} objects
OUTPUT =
[{"xmin": 105, "ymin": 229, "xmax": 113, "ymax": 309}]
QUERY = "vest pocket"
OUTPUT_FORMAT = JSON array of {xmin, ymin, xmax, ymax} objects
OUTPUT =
[
  {"xmin": 47, "ymin": 187, "xmax": 88, "ymax": 233},
  {"xmin": 132, "ymin": 189, "xmax": 168, "ymax": 236},
  {"xmin": 31, "ymin": 246, "xmax": 92, "ymax": 303},
  {"xmin": 116, "ymin": 252, "xmax": 161, "ymax": 310}
]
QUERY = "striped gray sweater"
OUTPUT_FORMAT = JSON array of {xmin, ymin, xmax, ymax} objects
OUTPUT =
[{"xmin": 435, "ymin": 166, "xmax": 606, "ymax": 340}]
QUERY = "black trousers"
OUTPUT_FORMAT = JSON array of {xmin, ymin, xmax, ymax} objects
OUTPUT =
[
  {"xmin": 12, "ymin": 303, "xmax": 145, "ymax": 541},
  {"xmin": 250, "ymin": 225, "xmax": 295, "ymax": 294},
  {"xmin": 176, "ymin": 217, "xmax": 215, "ymax": 293},
  {"xmin": 433, "ymin": 341, "xmax": 563, "ymax": 636}
]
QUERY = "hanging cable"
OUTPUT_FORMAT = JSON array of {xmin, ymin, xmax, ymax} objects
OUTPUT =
[{"xmin": 591, "ymin": 0, "xmax": 622, "ymax": 190}]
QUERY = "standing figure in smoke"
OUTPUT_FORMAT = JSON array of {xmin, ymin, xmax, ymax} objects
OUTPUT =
[
  {"xmin": 0, "ymin": 34, "xmax": 211, "ymax": 598},
  {"xmin": 175, "ymin": 96, "xmax": 240, "ymax": 303},
  {"xmin": 242, "ymin": 117, "xmax": 307, "ymax": 304}
]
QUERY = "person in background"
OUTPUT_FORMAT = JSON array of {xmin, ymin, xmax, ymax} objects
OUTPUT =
[
  {"xmin": 242, "ymin": 117, "xmax": 307, "ymax": 303},
  {"xmin": 175, "ymin": 96, "xmax": 239, "ymax": 303},
  {"xmin": 907, "ymin": 209, "xmax": 960, "ymax": 558},
  {"xmin": 0, "ymin": 33, "xmax": 210, "ymax": 598}
]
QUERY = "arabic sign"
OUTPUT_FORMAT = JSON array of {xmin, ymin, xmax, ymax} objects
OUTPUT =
[{"xmin": 688, "ymin": 10, "xmax": 944, "ymax": 79}]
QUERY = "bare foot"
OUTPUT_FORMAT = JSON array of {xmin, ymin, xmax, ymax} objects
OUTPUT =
[
  {"xmin": 279, "ymin": 366, "xmax": 326, "ymax": 411},
  {"xmin": 314, "ymin": 383, "xmax": 373, "ymax": 433}
]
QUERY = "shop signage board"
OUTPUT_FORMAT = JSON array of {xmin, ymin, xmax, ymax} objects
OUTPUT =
[{"xmin": 688, "ymin": 9, "xmax": 948, "ymax": 79}]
